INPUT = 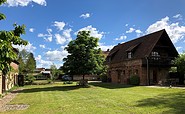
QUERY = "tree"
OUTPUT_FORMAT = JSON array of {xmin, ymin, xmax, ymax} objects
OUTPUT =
[
  {"xmin": 174, "ymin": 53, "xmax": 185, "ymax": 74},
  {"xmin": 25, "ymin": 53, "xmax": 36, "ymax": 73},
  {"xmin": 18, "ymin": 49, "xmax": 29, "ymax": 74},
  {"xmin": 63, "ymin": 31, "xmax": 106, "ymax": 81},
  {"xmin": 18, "ymin": 50, "xmax": 36, "ymax": 74},
  {"xmin": 0, "ymin": 0, "xmax": 28, "ymax": 75},
  {"xmin": 174, "ymin": 52, "xmax": 185, "ymax": 84},
  {"xmin": 50, "ymin": 64, "xmax": 60, "ymax": 82}
]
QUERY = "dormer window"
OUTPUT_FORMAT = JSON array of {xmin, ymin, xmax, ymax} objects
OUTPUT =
[
  {"xmin": 127, "ymin": 52, "xmax": 132, "ymax": 59},
  {"xmin": 126, "ymin": 43, "xmax": 140, "ymax": 59}
]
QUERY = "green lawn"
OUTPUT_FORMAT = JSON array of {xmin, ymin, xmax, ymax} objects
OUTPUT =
[{"xmin": 2, "ymin": 82, "xmax": 185, "ymax": 114}]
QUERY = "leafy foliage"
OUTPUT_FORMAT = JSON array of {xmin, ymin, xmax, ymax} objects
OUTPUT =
[
  {"xmin": 63, "ymin": 31, "xmax": 106, "ymax": 79},
  {"xmin": 25, "ymin": 75, "xmax": 36, "ymax": 85},
  {"xmin": 0, "ymin": 0, "xmax": 28, "ymax": 75},
  {"xmin": 18, "ymin": 49, "xmax": 28, "ymax": 74},
  {"xmin": 174, "ymin": 52, "xmax": 185, "ymax": 74},
  {"xmin": 18, "ymin": 50, "xmax": 36, "ymax": 74},
  {"xmin": 25, "ymin": 53, "xmax": 36, "ymax": 73},
  {"xmin": 50, "ymin": 64, "xmax": 60, "ymax": 81}
]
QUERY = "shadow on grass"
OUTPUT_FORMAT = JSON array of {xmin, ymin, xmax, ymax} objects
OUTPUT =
[
  {"xmin": 89, "ymin": 82, "xmax": 134, "ymax": 89},
  {"xmin": 19, "ymin": 85, "xmax": 90, "ymax": 93},
  {"xmin": 136, "ymin": 91, "xmax": 185, "ymax": 114}
]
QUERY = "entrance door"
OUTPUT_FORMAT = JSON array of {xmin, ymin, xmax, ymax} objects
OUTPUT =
[
  {"xmin": 153, "ymin": 70, "xmax": 157, "ymax": 84},
  {"xmin": 117, "ymin": 70, "xmax": 121, "ymax": 83}
]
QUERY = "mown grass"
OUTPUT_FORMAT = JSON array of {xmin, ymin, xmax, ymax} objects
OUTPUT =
[{"xmin": 2, "ymin": 82, "xmax": 185, "ymax": 114}]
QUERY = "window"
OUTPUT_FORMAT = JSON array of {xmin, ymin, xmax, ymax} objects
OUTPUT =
[
  {"xmin": 151, "ymin": 51, "xmax": 160, "ymax": 60},
  {"xmin": 151, "ymin": 52, "xmax": 159, "ymax": 56},
  {"xmin": 135, "ymin": 69, "xmax": 139, "ymax": 75},
  {"xmin": 129, "ymin": 70, "xmax": 132, "ymax": 76},
  {"xmin": 127, "ymin": 52, "xmax": 132, "ymax": 59}
]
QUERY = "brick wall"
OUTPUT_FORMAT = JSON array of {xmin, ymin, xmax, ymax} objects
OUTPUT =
[
  {"xmin": 73, "ymin": 75, "xmax": 99, "ymax": 81},
  {"xmin": 0, "ymin": 62, "xmax": 19, "ymax": 94},
  {"xmin": 108, "ymin": 59, "xmax": 144, "ymax": 84},
  {"xmin": 108, "ymin": 59, "xmax": 171, "ymax": 85}
]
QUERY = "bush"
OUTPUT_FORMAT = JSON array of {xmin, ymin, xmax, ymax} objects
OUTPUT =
[
  {"xmin": 47, "ymin": 79, "xmax": 53, "ymax": 84},
  {"xmin": 101, "ymin": 75, "xmax": 107, "ymax": 82},
  {"xmin": 25, "ymin": 75, "xmax": 36, "ymax": 85},
  {"xmin": 129, "ymin": 75, "xmax": 140, "ymax": 85}
]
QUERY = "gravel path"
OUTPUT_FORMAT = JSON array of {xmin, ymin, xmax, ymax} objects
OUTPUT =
[{"xmin": 0, "ymin": 89, "xmax": 29, "ymax": 112}]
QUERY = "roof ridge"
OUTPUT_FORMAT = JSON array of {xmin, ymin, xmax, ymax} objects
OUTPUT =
[
  {"xmin": 145, "ymin": 29, "xmax": 166, "ymax": 57},
  {"xmin": 120, "ymin": 29, "xmax": 165, "ymax": 46}
]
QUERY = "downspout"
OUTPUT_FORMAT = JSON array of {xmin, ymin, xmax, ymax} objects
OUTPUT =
[{"xmin": 145, "ymin": 56, "xmax": 150, "ymax": 85}]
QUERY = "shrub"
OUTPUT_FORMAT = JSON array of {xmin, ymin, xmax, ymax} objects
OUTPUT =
[
  {"xmin": 25, "ymin": 75, "xmax": 36, "ymax": 85},
  {"xmin": 47, "ymin": 79, "xmax": 53, "ymax": 84},
  {"xmin": 129, "ymin": 75, "xmax": 140, "ymax": 85},
  {"xmin": 101, "ymin": 75, "xmax": 107, "ymax": 82},
  {"xmin": 63, "ymin": 81, "xmax": 73, "ymax": 84}
]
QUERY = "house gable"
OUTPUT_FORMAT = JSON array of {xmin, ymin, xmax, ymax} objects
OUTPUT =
[
  {"xmin": 152, "ymin": 31, "xmax": 178, "ymax": 58},
  {"xmin": 106, "ymin": 29, "xmax": 178, "ymax": 64}
]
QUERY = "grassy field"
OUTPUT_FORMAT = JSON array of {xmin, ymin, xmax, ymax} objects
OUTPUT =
[{"xmin": 2, "ymin": 81, "xmax": 185, "ymax": 114}]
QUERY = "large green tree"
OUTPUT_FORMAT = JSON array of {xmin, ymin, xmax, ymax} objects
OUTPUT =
[
  {"xmin": 0, "ymin": 0, "xmax": 28, "ymax": 75},
  {"xmin": 63, "ymin": 31, "xmax": 105, "ymax": 80}
]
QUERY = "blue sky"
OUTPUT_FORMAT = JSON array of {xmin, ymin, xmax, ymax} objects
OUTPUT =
[{"xmin": 1, "ymin": 0, "xmax": 185, "ymax": 68}]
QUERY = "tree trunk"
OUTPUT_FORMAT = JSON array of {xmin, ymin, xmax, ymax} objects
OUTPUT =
[{"xmin": 83, "ymin": 75, "xmax": 85, "ymax": 80}]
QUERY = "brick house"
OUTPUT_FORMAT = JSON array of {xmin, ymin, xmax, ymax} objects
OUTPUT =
[
  {"xmin": 0, "ymin": 49, "xmax": 19, "ymax": 94},
  {"xmin": 106, "ymin": 29, "xmax": 178, "ymax": 85}
]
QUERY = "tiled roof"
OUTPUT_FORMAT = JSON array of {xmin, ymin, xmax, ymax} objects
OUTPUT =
[{"xmin": 107, "ymin": 29, "xmax": 178, "ymax": 63}]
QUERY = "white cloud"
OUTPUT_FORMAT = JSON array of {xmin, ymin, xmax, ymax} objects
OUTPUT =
[
  {"xmin": 126, "ymin": 28, "xmax": 135, "ymax": 33},
  {"xmin": 6, "ymin": 0, "xmax": 46, "ymax": 7},
  {"xmin": 35, "ymin": 55, "xmax": 52, "ymax": 68},
  {"xmin": 99, "ymin": 43, "xmax": 114, "ymax": 51},
  {"xmin": 135, "ymin": 29, "xmax": 143, "ymax": 37},
  {"xmin": 29, "ymin": 28, "xmax": 35, "ymax": 32},
  {"xmin": 115, "ymin": 35, "xmax": 127, "ymax": 41},
  {"xmin": 146, "ymin": 16, "xmax": 185, "ymax": 43},
  {"xmin": 125, "ymin": 24, "xmax": 129, "ymax": 27},
  {"xmin": 33, "ymin": 0, "xmax": 46, "ymax": 6},
  {"xmin": 176, "ymin": 47, "xmax": 182, "ymax": 52},
  {"xmin": 39, "ymin": 44, "xmax": 45, "ymax": 48},
  {"xmin": 45, "ymin": 49, "xmax": 68, "ymax": 61},
  {"xmin": 38, "ymin": 28, "xmax": 53, "ymax": 42},
  {"xmin": 13, "ymin": 42, "xmax": 36, "ymax": 53},
  {"xmin": 53, "ymin": 21, "xmax": 65, "ymax": 31},
  {"xmin": 135, "ymin": 29, "xmax": 142, "ymax": 34},
  {"xmin": 55, "ymin": 28, "xmax": 72, "ymax": 44},
  {"xmin": 76, "ymin": 25, "xmax": 104, "ymax": 39},
  {"xmin": 173, "ymin": 14, "xmax": 183, "ymax": 20},
  {"xmin": 55, "ymin": 34, "xmax": 66, "ymax": 45},
  {"xmin": 47, "ymin": 28, "xmax": 52, "ymax": 32},
  {"xmin": 80, "ymin": 13, "xmax": 90, "ymax": 19},
  {"xmin": 63, "ymin": 29, "xmax": 72, "ymax": 41}
]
